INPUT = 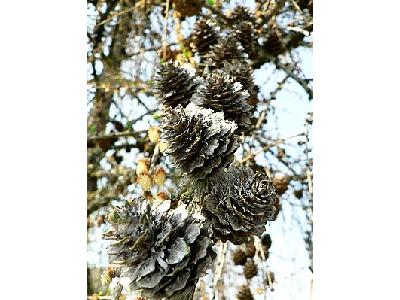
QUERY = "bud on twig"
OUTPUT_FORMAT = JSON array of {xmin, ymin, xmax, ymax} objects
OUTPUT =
[
  {"xmin": 137, "ymin": 173, "xmax": 153, "ymax": 191},
  {"xmin": 158, "ymin": 140, "xmax": 168, "ymax": 153},
  {"xmin": 136, "ymin": 158, "xmax": 150, "ymax": 175},
  {"xmin": 156, "ymin": 191, "xmax": 169, "ymax": 201},
  {"xmin": 148, "ymin": 126, "xmax": 161, "ymax": 143},
  {"xmin": 153, "ymin": 167, "xmax": 167, "ymax": 186}
]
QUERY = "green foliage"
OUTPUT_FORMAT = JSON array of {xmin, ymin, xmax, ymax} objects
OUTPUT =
[
  {"xmin": 89, "ymin": 124, "xmax": 97, "ymax": 135},
  {"xmin": 152, "ymin": 112, "xmax": 161, "ymax": 121}
]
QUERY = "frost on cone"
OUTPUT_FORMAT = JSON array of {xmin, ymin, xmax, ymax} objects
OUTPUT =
[
  {"xmin": 154, "ymin": 61, "xmax": 200, "ymax": 108},
  {"xmin": 161, "ymin": 103, "xmax": 239, "ymax": 181},
  {"xmin": 191, "ymin": 72, "xmax": 252, "ymax": 133},
  {"xmin": 104, "ymin": 197, "xmax": 216, "ymax": 300},
  {"xmin": 193, "ymin": 165, "xmax": 279, "ymax": 244},
  {"xmin": 190, "ymin": 19, "xmax": 219, "ymax": 56}
]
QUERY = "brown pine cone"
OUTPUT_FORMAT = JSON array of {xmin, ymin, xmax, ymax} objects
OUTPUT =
[
  {"xmin": 174, "ymin": 0, "xmax": 202, "ymax": 19},
  {"xmin": 232, "ymin": 249, "xmax": 247, "ymax": 265},
  {"xmin": 190, "ymin": 19, "xmax": 219, "ymax": 56},
  {"xmin": 273, "ymin": 174, "xmax": 290, "ymax": 195},
  {"xmin": 237, "ymin": 285, "xmax": 254, "ymax": 300},
  {"xmin": 244, "ymin": 260, "xmax": 258, "ymax": 279},
  {"xmin": 234, "ymin": 21, "xmax": 255, "ymax": 55},
  {"xmin": 227, "ymin": 6, "xmax": 256, "ymax": 25},
  {"xmin": 294, "ymin": 188, "xmax": 304, "ymax": 199},
  {"xmin": 261, "ymin": 233, "xmax": 272, "ymax": 249},
  {"xmin": 264, "ymin": 29, "xmax": 285, "ymax": 56},
  {"xmin": 245, "ymin": 239, "xmax": 256, "ymax": 258}
]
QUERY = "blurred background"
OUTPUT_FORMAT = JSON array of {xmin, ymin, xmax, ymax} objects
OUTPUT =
[{"xmin": 87, "ymin": 0, "xmax": 313, "ymax": 299}]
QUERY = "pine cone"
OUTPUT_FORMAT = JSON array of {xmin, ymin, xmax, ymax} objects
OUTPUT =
[
  {"xmin": 234, "ymin": 21, "xmax": 254, "ymax": 55},
  {"xmin": 227, "ymin": 6, "xmax": 255, "ymax": 25},
  {"xmin": 154, "ymin": 61, "xmax": 200, "ymax": 108},
  {"xmin": 232, "ymin": 249, "xmax": 247, "ymax": 265},
  {"xmin": 245, "ymin": 239, "xmax": 256, "ymax": 258},
  {"xmin": 161, "ymin": 103, "xmax": 239, "ymax": 181},
  {"xmin": 104, "ymin": 197, "xmax": 216, "ymax": 300},
  {"xmin": 194, "ymin": 165, "xmax": 279, "ymax": 244},
  {"xmin": 264, "ymin": 29, "xmax": 285, "ymax": 56},
  {"xmin": 237, "ymin": 285, "xmax": 254, "ymax": 300},
  {"xmin": 297, "ymin": 0, "xmax": 313, "ymax": 11},
  {"xmin": 223, "ymin": 60, "xmax": 258, "ymax": 112},
  {"xmin": 272, "ymin": 174, "xmax": 290, "ymax": 195},
  {"xmin": 244, "ymin": 260, "xmax": 258, "ymax": 279},
  {"xmin": 204, "ymin": 37, "xmax": 247, "ymax": 71},
  {"xmin": 261, "ymin": 233, "xmax": 272, "ymax": 251},
  {"xmin": 222, "ymin": 60, "xmax": 254, "ymax": 97},
  {"xmin": 190, "ymin": 19, "xmax": 219, "ymax": 56},
  {"xmin": 191, "ymin": 72, "xmax": 252, "ymax": 134},
  {"xmin": 174, "ymin": 0, "xmax": 202, "ymax": 19},
  {"xmin": 294, "ymin": 188, "xmax": 303, "ymax": 199}
]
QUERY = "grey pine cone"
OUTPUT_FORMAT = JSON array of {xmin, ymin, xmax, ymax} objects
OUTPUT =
[
  {"xmin": 193, "ymin": 164, "xmax": 279, "ymax": 244},
  {"xmin": 155, "ymin": 61, "xmax": 200, "ymax": 108},
  {"xmin": 237, "ymin": 285, "xmax": 254, "ymax": 300},
  {"xmin": 161, "ymin": 103, "xmax": 239, "ymax": 181},
  {"xmin": 191, "ymin": 72, "xmax": 252, "ymax": 134},
  {"xmin": 190, "ymin": 19, "xmax": 219, "ymax": 56},
  {"xmin": 104, "ymin": 197, "xmax": 216, "ymax": 300}
]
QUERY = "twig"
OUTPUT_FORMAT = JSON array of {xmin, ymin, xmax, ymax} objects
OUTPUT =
[
  {"xmin": 94, "ymin": 6, "xmax": 136, "ymax": 29},
  {"xmin": 163, "ymin": 0, "xmax": 170, "ymax": 60},
  {"xmin": 274, "ymin": 59, "xmax": 313, "ymax": 100},
  {"xmin": 212, "ymin": 241, "xmax": 228, "ymax": 300},
  {"xmin": 240, "ymin": 132, "xmax": 305, "ymax": 163},
  {"xmin": 88, "ymin": 130, "xmax": 146, "ymax": 141},
  {"xmin": 266, "ymin": 271, "xmax": 275, "ymax": 292}
]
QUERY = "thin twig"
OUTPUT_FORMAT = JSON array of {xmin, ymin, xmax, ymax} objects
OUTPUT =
[
  {"xmin": 163, "ymin": 0, "xmax": 170, "ymax": 60},
  {"xmin": 274, "ymin": 59, "xmax": 313, "ymax": 100},
  {"xmin": 240, "ymin": 132, "xmax": 305, "ymax": 163},
  {"xmin": 88, "ymin": 130, "xmax": 146, "ymax": 141},
  {"xmin": 94, "ymin": 6, "xmax": 136, "ymax": 29},
  {"xmin": 212, "ymin": 241, "xmax": 228, "ymax": 300}
]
